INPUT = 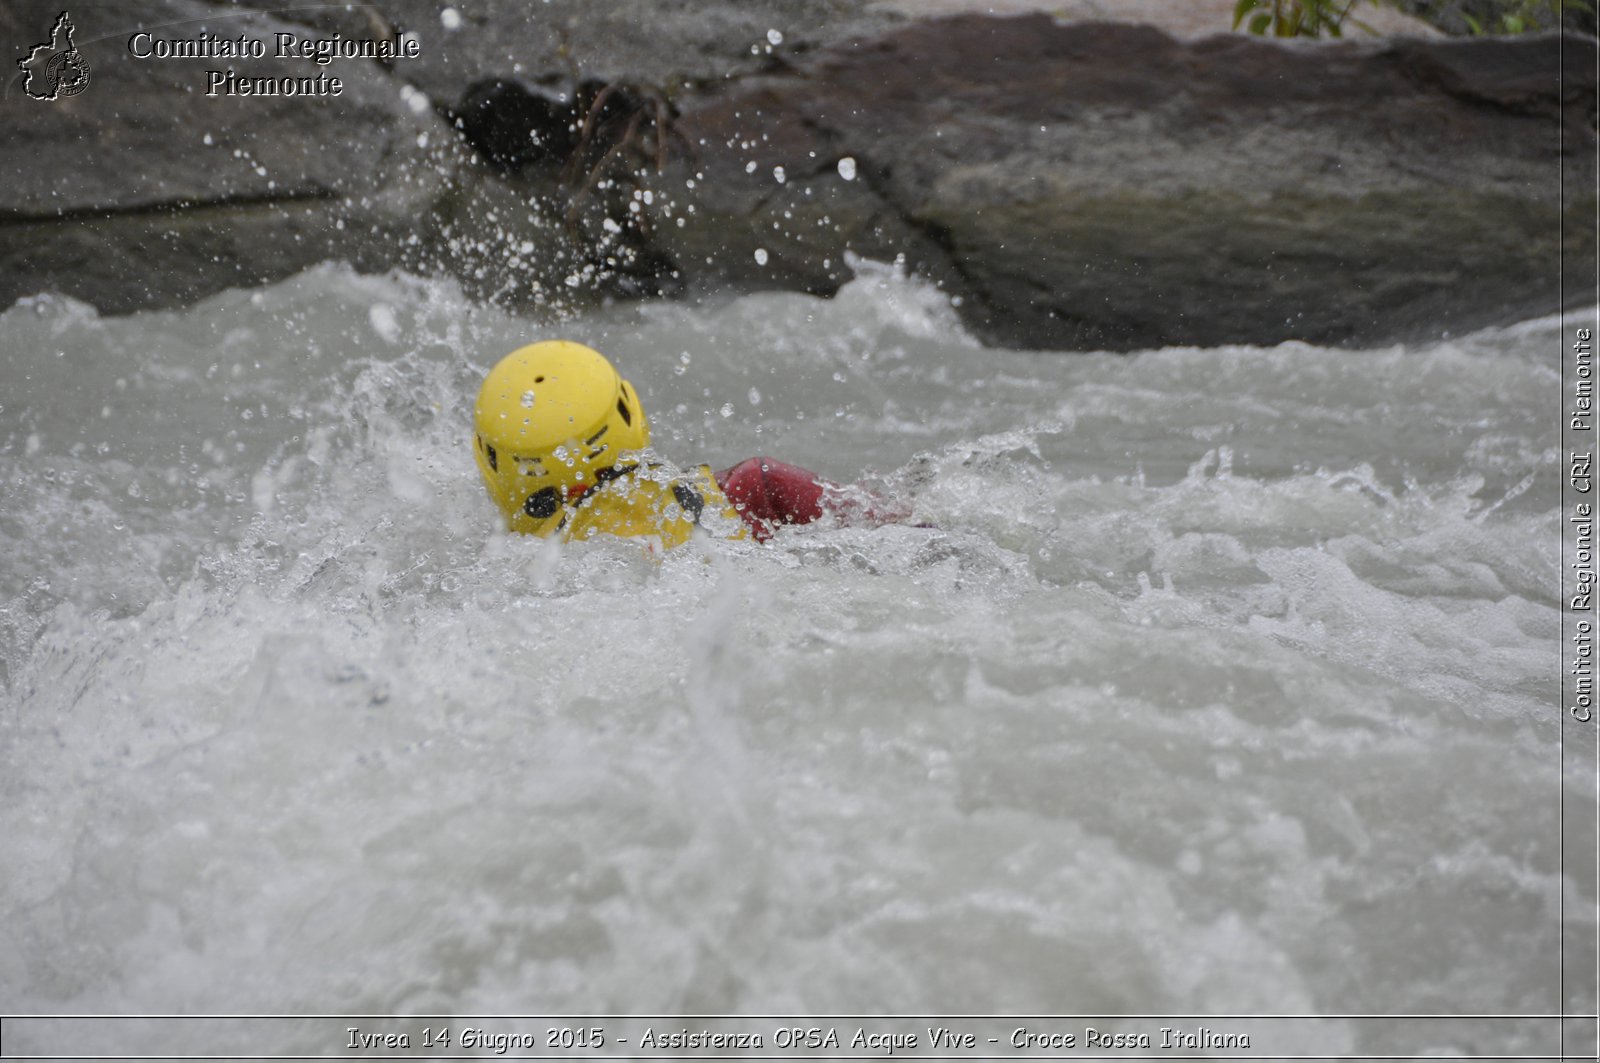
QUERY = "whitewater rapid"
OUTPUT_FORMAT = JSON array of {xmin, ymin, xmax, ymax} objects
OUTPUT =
[{"xmin": 0, "ymin": 262, "xmax": 1582, "ymax": 1056}]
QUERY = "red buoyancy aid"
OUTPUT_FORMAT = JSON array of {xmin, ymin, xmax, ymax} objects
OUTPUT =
[{"xmin": 714, "ymin": 457, "xmax": 831, "ymax": 541}]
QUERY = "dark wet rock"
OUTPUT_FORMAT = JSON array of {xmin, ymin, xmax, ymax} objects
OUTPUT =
[
  {"xmin": 234, "ymin": 0, "xmax": 909, "ymax": 104},
  {"xmin": 414, "ymin": 156, "xmax": 686, "ymax": 312},
  {"xmin": 642, "ymin": 17, "xmax": 1597, "ymax": 349},
  {"xmin": 0, "ymin": 0, "xmax": 896, "ymax": 318},
  {"xmin": 451, "ymin": 79, "xmax": 585, "ymax": 174},
  {"xmin": 417, "ymin": 78, "xmax": 689, "ymax": 313},
  {"xmin": 449, "ymin": 77, "xmax": 678, "ymax": 181},
  {"xmin": 0, "ymin": 0, "xmax": 458, "ymax": 313},
  {"xmin": 1, "ymin": 1, "xmax": 1593, "ymax": 349}
]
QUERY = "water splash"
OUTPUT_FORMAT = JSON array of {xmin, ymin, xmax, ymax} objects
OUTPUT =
[{"xmin": 0, "ymin": 267, "xmax": 1576, "ymax": 1043}]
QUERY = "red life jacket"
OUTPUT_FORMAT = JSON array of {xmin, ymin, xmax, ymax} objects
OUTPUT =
[{"xmin": 714, "ymin": 457, "xmax": 831, "ymax": 542}]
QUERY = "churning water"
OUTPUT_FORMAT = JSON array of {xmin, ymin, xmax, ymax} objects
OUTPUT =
[{"xmin": 0, "ymin": 261, "xmax": 1583, "ymax": 1055}]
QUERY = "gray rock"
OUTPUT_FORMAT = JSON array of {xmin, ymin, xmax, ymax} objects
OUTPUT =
[
  {"xmin": 642, "ymin": 17, "xmax": 1596, "ymax": 349},
  {"xmin": 2, "ymin": 2, "xmax": 1591, "ymax": 350},
  {"xmin": 0, "ymin": 0, "xmax": 458, "ymax": 312},
  {"xmin": 235, "ymin": 0, "xmax": 909, "ymax": 102}
]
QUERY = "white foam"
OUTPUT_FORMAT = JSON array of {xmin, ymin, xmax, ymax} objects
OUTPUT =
[{"xmin": 0, "ymin": 268, "xmax": 1570, "ymax": 1042}]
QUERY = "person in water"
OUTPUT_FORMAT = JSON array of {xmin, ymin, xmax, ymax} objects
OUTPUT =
[{"xmin": 472, "ymin": 340, "xmax": 899, "ymax": 547}]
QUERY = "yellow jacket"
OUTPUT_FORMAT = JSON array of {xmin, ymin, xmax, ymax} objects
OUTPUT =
[{"xmin": 534, "ymin": 462, "xmax": 749, "ymax": 548}]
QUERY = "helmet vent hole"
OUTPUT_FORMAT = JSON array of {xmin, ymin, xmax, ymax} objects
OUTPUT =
[
  {"xmin": 534, "ymin": 375, "xmax": 545, "ymax": 383},
  {"xmin": 484, "ymin": 440, "xmax": 498, "ymax": 472},
  {"xmin": 617, "ymin": 399, "xmax": 632, "ymax": 426}
]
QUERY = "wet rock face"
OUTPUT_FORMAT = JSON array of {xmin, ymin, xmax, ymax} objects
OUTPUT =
[
  {"xmin": 451, "ymin": 79, "xmax": 586, "ymax": 174},
  {"xmin": 0, "ymin": 0, "xmax": 905, "ymax": 318},
  {"xmin": 0, "ymin": 0, "xmax": 456, "ymax": 314},
  {"xmin": 449, "ymin": 78, "xmax": 674, "ymax": 178},
  {"xmin": 0, "ymin": 1, "xmax": 1593, "ymax": 349},
  {"xmin": 649, "ymin": 17, "xmax": 1597, "ymax": 349},
  {"xmin": 235, "ymin": 0, "xmax": 909, "ymax": 100}
]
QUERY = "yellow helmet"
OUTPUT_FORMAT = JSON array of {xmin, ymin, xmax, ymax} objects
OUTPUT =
[{"xmin": 473, "ymin": 340, "xmax": 650, "ymax": 534}]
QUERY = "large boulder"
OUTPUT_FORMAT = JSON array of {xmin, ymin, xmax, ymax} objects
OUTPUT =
[
  {"xmin": 2, "ymin": 1, "xmax": 1592, "ymax": 350},
  {"xmin": 641, "ymin": 17, "xmax": 1596, "ymax": 349}
]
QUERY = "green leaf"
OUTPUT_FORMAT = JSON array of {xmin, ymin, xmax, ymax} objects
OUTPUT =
[
  {"xmin": 1233, "ymin": 0, "xmax": 1263, "ymax": 29},
  {"xmin": 1248, "ymin": 10, "xmax": 1274, "ymax": 33}
]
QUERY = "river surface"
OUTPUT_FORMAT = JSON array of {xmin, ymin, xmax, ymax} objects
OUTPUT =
[{"xmin": 0, "ymin": 262, "xmax": 1586, "ymax": 1056}]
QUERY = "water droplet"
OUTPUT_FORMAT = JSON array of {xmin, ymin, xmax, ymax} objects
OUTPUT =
[
  {"xmin": 767, "ymin": 28, "xmax": 784, "ymax": 45},
  {"xmin": 399, "ymin": 84, "xmax": 430, "ymax": 115},
  {"xmin": 745, "ymin": 160, "xmax": 758, "ymax": 174},
  {"xmin": 837, "ymin": 156, "xmax": 857, "ymax": 181},
  {"xmin": 521, "ymin": 390, "xmax": 535, "ymax": 408},
  {"xmin": 753, "ymin": 248, "xmax": 768, "ymax": 266},
  {"xmin": 773, "ymin": 166, "xmax": 786, "ymax": 184},
  {"xmin": 720, "ymin": 403, "xmax": 734, "ymax": 418},
  {"xmin": 440, "ymin": 7, "xmax": 462, "ymax": 29}
]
